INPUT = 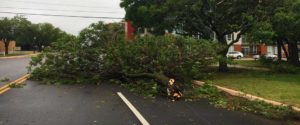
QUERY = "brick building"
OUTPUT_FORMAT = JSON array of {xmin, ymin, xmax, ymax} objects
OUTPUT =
[
  {"xmin": 226, "ymin": 33, "xmax": 283, "ymax": 57},
  {"xmin": 124, "ymin": 21, "xmax": 299, "ymax": 58},
  {"xmin": 0, "ymin": 40, "xmax": 16, "ymax": 54}
]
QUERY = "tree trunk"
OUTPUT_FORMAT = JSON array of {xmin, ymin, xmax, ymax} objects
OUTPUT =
[
  {"xmin": 38, "ymin": 45, "xmax": 43, "ymax": 52},
  {"xmin": 287, "ymin": 41, "xmax": 299, "ymax": 66},
  {"xmin": 280, "ymin": 41, "xmax": 289, "ymax": 59},
  {"xmin": 125, "ymin": 72, "xmax": 172, "ymax": 94},
  {"xmin": 219, "ymin": 52, "xmax": 229, "ymax": 72},
  {"xmin": 3, "ymin": 39, "xmax": 10, "ymax": 55},
  {"xmin": 217, "ymin": 36, "xmax": 229, "ymax": 72},
  {"xmin": 126, "ymin": 72, "xmax": 170, "ymax": 87},
  {"xmin": 277, "ymin": 40, "xmax": 282, "ymax": 61}
]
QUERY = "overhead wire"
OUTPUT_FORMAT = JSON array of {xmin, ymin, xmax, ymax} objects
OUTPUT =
[
  {"xmin": 0, "ymin": 6, "xmax": 124, "ymax": 14},
  {"xmin": 0, "ymin": 11, "xmax": 124, "ymax": 19},
  {"xmin": 0, "ymin": 0, "xmax": 119, "ymax": 9}
]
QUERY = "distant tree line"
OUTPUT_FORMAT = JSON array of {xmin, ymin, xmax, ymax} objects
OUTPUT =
[{"xmin": 0, "ymin": 16, "xmax": 70, "ymax": 54}]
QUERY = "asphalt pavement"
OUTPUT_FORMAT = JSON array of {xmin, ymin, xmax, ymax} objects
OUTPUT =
[
  {"xmin": 0, "ymin": 57, "xmax": 30, "ymax": 86},
  {"xmin": 0, "ymin": 81, "xmax": 294, "ymax": 125},
  {"xmin": 0, "ymin": 81, "xmax": 140, "ymax": 125}
]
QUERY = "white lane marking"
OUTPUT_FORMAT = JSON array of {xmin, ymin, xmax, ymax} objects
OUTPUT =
[{"xmin": 117, "ymin": 92, "xmax": 150, "ymax": 125}]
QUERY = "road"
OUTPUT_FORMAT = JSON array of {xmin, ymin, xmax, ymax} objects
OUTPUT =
[
  {"xmin": 0, "ymin": 57, "xmax": 296, "ymax": 125},
  {"xmin": 0, "ymin": 57, "xmax": 31, "ymax": 86}
]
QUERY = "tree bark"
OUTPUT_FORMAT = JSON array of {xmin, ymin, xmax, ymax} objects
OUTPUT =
[
  {"xmin": 125, "ymin": 72, "xmax": 170, "ymax": 87},
  {"xmin": 280, "ymin": 41, "xmax": 289, "ymax": 59},
  {"xmin": 217, "ymin": 36, "xmax": 229, "ymax": 72},
  {"xmin": 287, "ymin": 41, "xmax": 300, "ymax": 66},
  {"xmin": 277, "ymin": 40, "xmax": 282, "ymax": 61},
  {"xmin": 3, "ymin": 39, "xmax": 10, "ymax": 55},
  {"xmin": 38, "ymin": 45, "xmax": 43, "ymax": 52},
  {"xmin": 219, "ymin": 50, "xmax": 229, "ymax": 72}
]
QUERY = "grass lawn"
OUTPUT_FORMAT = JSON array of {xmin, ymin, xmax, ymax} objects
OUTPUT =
[
  {"xmin": 232, "ymin": 60, "xmax": 265, "ymax": 68},
  {"xmin": 0, "ymin": 51, "xmax": 35, "ymax": 57},
  {"xmin": 211, "ymin": 68, "xmax": 300, "ymax": 107}
]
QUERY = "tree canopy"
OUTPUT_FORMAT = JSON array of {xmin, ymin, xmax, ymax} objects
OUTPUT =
[{"xmin": 121, "ymin": 0, "xmax": 279, "ymax": 71}]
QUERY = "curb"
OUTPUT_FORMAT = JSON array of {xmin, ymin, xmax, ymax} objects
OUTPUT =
[
  {"xmin": 0, "ymin": 54, "xmax": 38, "ymax": 59},
  {"xmin": 193, "ymin": 80, "xmax": 300, "ymax": 112}
]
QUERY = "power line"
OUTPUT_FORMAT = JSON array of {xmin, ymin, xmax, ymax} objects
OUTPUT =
[
  {"xmin": 0, "ymin": 6, "xmax": 124, "ymax": 14},
  {"xmin": 0, "ymin": 11, "xmax": 124, "ymax": 19},
  {"xmin": 0, "ymin": 0, "xmax": 119, "ymax": 9}
]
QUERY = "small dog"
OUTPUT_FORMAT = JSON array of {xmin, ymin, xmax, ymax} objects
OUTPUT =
[{"xmin": 167, "ymin": 79, "xmax": 183, "ymax": 101}]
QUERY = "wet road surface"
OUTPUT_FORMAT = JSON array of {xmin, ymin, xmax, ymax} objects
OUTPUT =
[
  {"xmin": 0, "ymin": 81, "xmax": 139, "ymax": 125},
  {"xmin": 0, "ymin": 81, "xmax": 292, "ymax": 125},
  {"xmin": 0, "ymin": 57, "xmax": 30, "ymax": 86}
]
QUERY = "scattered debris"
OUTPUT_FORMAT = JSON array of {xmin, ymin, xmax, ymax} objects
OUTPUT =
[
  {"xmin": 8, "ymin": 83, "xmax": 26, "ymax": 88},
  {"xmin": 0, "ymin": 77, "xmax": 9, "ymax": 82}
]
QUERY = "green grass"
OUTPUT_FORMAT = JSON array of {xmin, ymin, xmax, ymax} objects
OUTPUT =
[
  {"xmin": 0, "ymin": 51, "xmax": 34, "ymax": 57},
  {"xmin": 212, "ymin": 68, "xmax": 300, "ymax": 107},
  {"xmin": 233, "ymin": 60, "xmax": 265, "ymax": 68}
]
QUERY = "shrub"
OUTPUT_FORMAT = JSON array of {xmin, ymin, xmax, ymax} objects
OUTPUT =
[
  {"xmin": 270, "ymin": 63, "xmax": 299, "ymax": 74},
  {"xmin": 258, "ymin": 55, "xmax": 299, "ymax": 74},
  {"xmin": 259, "ymin": 55, "xmax": 274, "ymax": 65}
]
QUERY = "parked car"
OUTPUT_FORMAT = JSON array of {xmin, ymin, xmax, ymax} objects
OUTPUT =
[
  {"xmin": 265, "ymin": 54, "xmax": 277, "ymax": 60},
  {"xmin": 227, "ymin": 51, "xmax": 244, "ymax": 59},
  {"xmin": 253, "ymin": 55, "xmax": 260, "ymax": 60},
  {"xmin": 253, "ymin": 54, "xmax": 277, "ymax": 60}
]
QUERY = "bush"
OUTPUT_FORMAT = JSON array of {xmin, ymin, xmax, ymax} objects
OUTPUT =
[
  {"xmin": 270, "ymin": 63, "xmax": 299, "ymax": 74},
  {"xmin": 258, "ymin": 55, "xmax": 299, "ymax": 74},
  {"xmin": 259, "ymin": 55, "xmax": 274, "ymax": 65}
]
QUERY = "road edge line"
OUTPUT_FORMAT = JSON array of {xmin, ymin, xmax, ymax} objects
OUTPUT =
[
  {"xmin": 0, "ymin": 53, "xmax": 38, "ymax": 59},
  {"xmin": 0, "ymin": 74, "xmax": 30, "ymax": 95},
  {"xmin": 0, "ymin": 88, "xmax": 10, "ymax": 94},
  {"xmin": 117, "ymin": 92, "xmax": 150, "ymax": 125}
]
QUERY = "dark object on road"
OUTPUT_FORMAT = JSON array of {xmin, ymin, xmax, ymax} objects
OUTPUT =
[{"xmin": 167, "ymin": 79, "xmax": 183, "ymax": 101}]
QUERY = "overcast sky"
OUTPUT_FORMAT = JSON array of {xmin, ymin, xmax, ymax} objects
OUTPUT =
[{"xmin": 0, "ymin": 0, "xmax": 125, "ymax": 35}]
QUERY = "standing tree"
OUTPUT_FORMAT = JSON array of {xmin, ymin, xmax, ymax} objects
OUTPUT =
[
  {"xmin": 272, "ymin": 0, "xmax": 300, "ymax": 66},
  {"xmin": 120, "ymin": 0, "xmax": 172, "ymax": 35},
  {"xmin": 0, "ymin": 16, "xmax": 31, "ymax": 54},
  {"xmin": 121, "ymin": 0, "xmax": 275, "ymax": 72},
  {"xmin": 0, "ymin": 17, "xmax": 15, "ymax": 55},
  {"xmin": 247, "ymin": 0, "xmax": 300, "ymax": 65},
  {"xmin": 33, "ymin": 23, "xmax": 62, "ymax": 52}
]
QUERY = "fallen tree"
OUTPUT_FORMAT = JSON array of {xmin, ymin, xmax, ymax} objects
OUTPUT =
[
  {"xmin": 103, "ymin": 36, "xmax": 217, "ymax": 88},
  {"xmin": 29, "ymin": 21, "xmax": 217, "ymax": 95}
]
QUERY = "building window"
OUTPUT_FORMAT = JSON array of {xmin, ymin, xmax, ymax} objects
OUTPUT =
[
  {"xmin": 242, "ymin": 46, "xmax": 250, "ymax": 56},
  {"xmin": 275, "ymin": 47, "xmax": 278, "ymax": 55},
  {"xmin": 228, "ymin": 46, "xmax": 234, "ymax": 52},
  {"xmin": 267, "ymin": 46, "xmax": 273, "ymax": 55},
  {"xmin": 211, "ymin": 32, "xmax": 216, "ymax": 41},
  {"xmin": 227, "ymin": 34, "xmax": 234, "ymax": 41},
  {"xmin": 253, "ymin": 46, "xmax": 257, "ymax": 54},
  {"xmin": 242, "ymin": 35, "xmax": 247, "ymax": 43}
]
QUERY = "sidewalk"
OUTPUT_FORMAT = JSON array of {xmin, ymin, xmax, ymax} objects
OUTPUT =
[
  {"xmin": 0, "ymin": 53, "xmax": 38, "ymax": 59},
  {"xmin": 228, "ymin": 64, "xmax": 270, "ymax": 71},
  {"xmin": 194, "ymin": 81, "xmax": 300, "ymax": 112}
]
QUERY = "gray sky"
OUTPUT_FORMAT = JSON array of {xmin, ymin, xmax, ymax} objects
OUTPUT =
[{"xmin": 0, "ymin": 0, "xmax": 125, "ymax": 35}]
